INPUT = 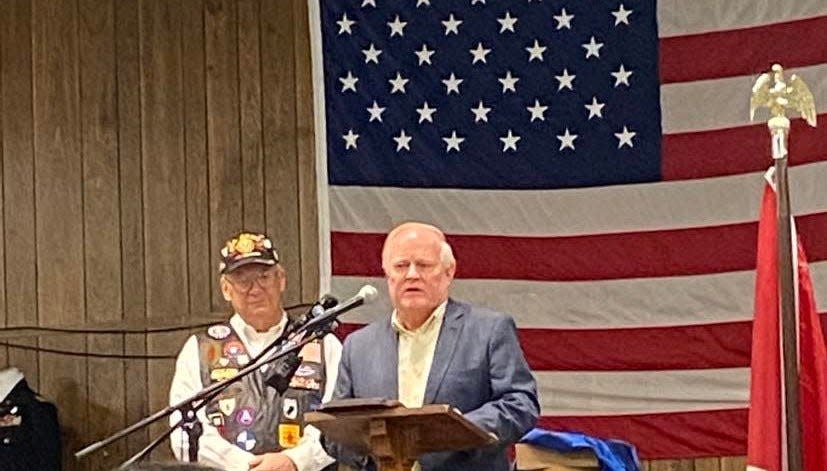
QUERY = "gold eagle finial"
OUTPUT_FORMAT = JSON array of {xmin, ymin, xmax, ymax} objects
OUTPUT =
[{"xmin": 750, "ymin": 64, "xmax": 817, "ymax": 127}]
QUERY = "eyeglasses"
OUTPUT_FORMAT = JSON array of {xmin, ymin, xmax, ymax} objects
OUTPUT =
[{"xmin": 226, "ymin": 269, "xmax": 280, "ymax": 294}]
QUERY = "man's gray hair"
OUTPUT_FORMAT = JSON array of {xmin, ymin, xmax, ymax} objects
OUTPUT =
[{"xmin": 439, "ymin": 240, "xmax": 456, "ymax": 267}]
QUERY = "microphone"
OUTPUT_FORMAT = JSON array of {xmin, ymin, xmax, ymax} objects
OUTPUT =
[
  {"xmin": 264, "ymin": 293, "xmax": 342, "ymax": 392},
  {"xmin": 286, "ymin": 294, "xmax": 340, "ymax": 331},
  {"xmin": 299, "ymin": 285, "xmax": 378, "ymax": 335},
  {"xmin": 263, "ymin": 287, "xmax": 375, "ymax": 391},
  {"xmin": 319, "ymin": 294, "xmax": 339, "ymax": 310}
]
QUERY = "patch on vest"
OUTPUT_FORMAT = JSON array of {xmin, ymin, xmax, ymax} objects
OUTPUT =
[
  {"xmin": 210, "ymin": 367, "xmax": 239, "ymax": 381},
  {"xmin": 235, "ymin": 407, "xmax": 256, "ymax": 426},
  {"xmin": 207, "ymin": 324, "xmax": 231, "ymax": 340},
  {"xmin": 278, "ymin": 423, "xmax": 301, "ymax": 448},
  {"xmin": 236, "ymin": 430, "xmax": 256, "ymax": 451},
  {"xmin": 282, "ymin": 398, "xmax": 298, "ymax": 420}
]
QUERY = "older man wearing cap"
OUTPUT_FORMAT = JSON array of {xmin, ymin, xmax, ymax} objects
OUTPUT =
[{"xmin": 169, "ymin": 232, "xmax": 342, "ymax": 471}]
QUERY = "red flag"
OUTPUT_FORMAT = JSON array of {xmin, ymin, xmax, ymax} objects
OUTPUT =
[{"xmin": 747, "ymin": 183, "xmax": 827, "ymax": 471}]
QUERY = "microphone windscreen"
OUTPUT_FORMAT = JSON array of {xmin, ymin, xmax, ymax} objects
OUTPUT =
[
  {"xmin": 319, "ymin": 294, "xmax": 339, "ymax": 309},
  {"xmin": 358, "ymin": 285, "xmax": 379, "ymax": 304}
]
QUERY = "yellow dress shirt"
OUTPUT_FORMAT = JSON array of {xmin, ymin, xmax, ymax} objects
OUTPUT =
[{"xmin": 392, "ymin": 302, "xmax": 447, "ymax": 471}]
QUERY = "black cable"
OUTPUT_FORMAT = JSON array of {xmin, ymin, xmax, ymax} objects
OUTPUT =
[
  {"xmin": 0, "ymin": 302, "xmax": 322, "ymax": 359},
  {"xmin": 0, "ymin": 303, "xmax": 315, "ymax": 335},
  {"xmin": 0, "ymin": 341, "xmax": 176, "ymax": 360}
]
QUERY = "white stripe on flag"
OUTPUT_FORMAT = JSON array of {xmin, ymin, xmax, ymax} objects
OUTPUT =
[
  {"xmin": 332, "ymin": 261, "xmax": 827, "ymax": 328},
  {"xmin": 330, "ymin": 161, "xmax": 827, "ymax": 238},
  {"xmin": 537, "ymin": 368, "xmax": 750, "ymax": 416},
  {"xmin": 661, "ymin": 63, "xmax": 827, "ymax": 133},
  {"xmin": 657, "ymin": 0, "xmax": 827, "ymax": 37}
]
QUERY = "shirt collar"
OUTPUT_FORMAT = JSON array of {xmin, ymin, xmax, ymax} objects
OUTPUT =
[
  {"xmin": 230, "ymin": 312, "xmax": 287, "ymax": 342},
  {"xmin": 0, "ymin": 367, "xmax": 24, "ymax": 402},
  {"xmin": 392, "ymin": 300, "xmax": 448, "ymax": 335}
]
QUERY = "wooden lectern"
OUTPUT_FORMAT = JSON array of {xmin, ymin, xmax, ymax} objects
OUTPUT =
[{"xmin": 305, "ymin": 399, "xmax": 497, "ymax": 471}]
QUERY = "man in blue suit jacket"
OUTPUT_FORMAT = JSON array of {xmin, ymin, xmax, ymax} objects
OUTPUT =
[{"xmin": 331, "ymin": 222, "xmax": 539, "ymax": 471}]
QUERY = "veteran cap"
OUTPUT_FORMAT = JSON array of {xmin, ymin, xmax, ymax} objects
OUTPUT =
[{"xmin": 219, "ymin": 232, "xmax": 279, "ymax": 274}]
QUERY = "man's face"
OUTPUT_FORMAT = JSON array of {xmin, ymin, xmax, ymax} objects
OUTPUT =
[
  {"xmin": 221, "ymin": 264, "xmax": 286, "ymax": 327},
  {"xmin": 383, "ymin": 229, "xmax": 455, "ymax": 317}
]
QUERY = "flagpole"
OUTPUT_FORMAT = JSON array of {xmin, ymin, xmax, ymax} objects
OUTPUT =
[
  {"xmin": 770, "ymin": 114, "xmax": 803, "ymax": 471},
  {"xmin": 750, "ymin": 63, "xmax": 817, "ymax": 471}
]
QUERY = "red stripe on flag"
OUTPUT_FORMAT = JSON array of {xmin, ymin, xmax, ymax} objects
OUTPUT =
[
  {"xmin": 337, "ymin": 314, "xmax": 827, "ymax": 371},
  {"xmin": 660, "ymin": 16, "xmax": 827, "ymax": 83},
  {"xmin": 662, "ymin": 115, "xmax": 827, "ymax": 181},
  {"xmin": 331, "ymin": 213, "xmax": 827, "ymax": 281},
  {"xmin": 538, "ymin": 409, "xmax": 748, "ymax": 459}
]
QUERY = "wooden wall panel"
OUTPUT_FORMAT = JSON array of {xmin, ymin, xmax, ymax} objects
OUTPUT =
[
  {"xmin": 140, "ymin": 0, "xmax": 187, "ymax": 319},
  {"xmin": 115, "ymin": 0, "xmax": 149, "ymax": 457},
  {"xmin": 205, "ymin": 0, "xmax": 244, "ymax": 310},
  {"xmin": 261, "ymin": 0, "xmax": 302, "ymax": 305},
  {"xmin": 139, "ymin": 0, "xmax": 188, "ymax": 458},
  {"xmin": 181, "ymin": 0, "xmax": 212, "ymax": 316},
  {"xmin": 0, "ymin": 0, "xmax": 6, "ymax": 369},
  {"xmin": 294, "ymin": 0, "xmax": 320, "ymax": 300},
  {"xmin": 720, "ymin": 456, "xmax": 747, "ymax": 471},
  {"xmin": 695, "ymin": 457, "xmax": 722, "ymax": 471},
  {"xmin": 32, "ymin": 1, "xmax": 88, "ymax": 469},
  {"xmin": 78, "ymin": 0, "xmax": 125, "ymax": 468},
  {"xmin": 238, "ymin": 0, "xmax": 266, "ymax": 231},
  {"xmin": 1, "ymin": 0, "xmax": 39, "ymax": 388}
]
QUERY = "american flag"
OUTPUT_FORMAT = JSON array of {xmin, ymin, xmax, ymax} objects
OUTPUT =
[{"xmin": 309, "ymin": 0, "xmax": 827, "ymax": 459}]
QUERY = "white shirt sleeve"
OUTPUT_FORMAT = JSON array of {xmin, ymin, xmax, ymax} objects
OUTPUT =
[
  {"xmin": 169, "ymin": 335, "xmax": 255, "ymax": 471},
  {"xmin": 280, "ymin": 333, "xmax": 343, "ymax": 470}
]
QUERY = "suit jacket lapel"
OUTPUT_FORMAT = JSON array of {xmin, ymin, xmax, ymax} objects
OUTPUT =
[
  {"xmin": 378, "ymin": 317, "xmax": 399, "ymax": 400},
  {"xmin": 424, "ymin": 299, "xmax": 465, "ymax": 404}
]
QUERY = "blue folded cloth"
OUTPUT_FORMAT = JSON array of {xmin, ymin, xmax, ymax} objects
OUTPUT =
[{"xmin": 520, "ymin": 428, "xmax": 640, "ymax": 471}]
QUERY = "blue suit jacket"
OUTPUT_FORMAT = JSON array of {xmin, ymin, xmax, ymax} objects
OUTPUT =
[{"xmin": 332, "ymin": 298, "xmax": 540, "ymax": 471}]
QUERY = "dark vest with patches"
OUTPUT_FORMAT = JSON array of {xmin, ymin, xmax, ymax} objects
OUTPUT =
[{"xmin": 197, "ymin": 321, "xmax": 326, "ymax": 454}]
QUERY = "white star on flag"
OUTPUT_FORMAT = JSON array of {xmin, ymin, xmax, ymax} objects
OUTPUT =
[
  {"xmin": 612, "ymin": 4, "xmax": 633, "ymax": 26},
  {"xmin": 389, "ymin": 72, "xmax": 409, "ymax": 94},
  {"xmin": 367, "ymin": 101, "xmax": 386, "ymax": 122},
  {"xmin": 615, "ymin": 126, "xmax": 636, "ymax": 148},
  {"xmin": 416, "ymin": 0, "xmax": 430, "ymax": 6},
  {"xmin": 361, "ymin": 0, "xmax": 376, "ymax": 7},
  {"xmin": 342, "ymin": 129, "xmax": 359, "ymax": 149},
  {"xmin": 527, "ymin": 99, "xmax": 548, "ymax": 122},
  {"xmin": 526, "ymin": 40, "xmax": 547, "ymax": 62},
  {"xmin": 337, "ymin": 13, "xmax": 356, "ymax": 35},
  {"xmin": 585, "ymin": 97, "xmax": 605, "ymax": 119},
  {"xmin": 443, "ymin": 131, "xmax": 465, "ymax": 152},
  {"xmin": 339, "ymin": 71, "xmax": 358, "ymax": 92},
  {"xmin": 362, "ymin": 43, "xmax": 382, "ymax": 64},
  {"xmin": 498, "ymin": 71, "xmax": 519, "ymax": 93},
  {"xmin": 471, "ymin": 101, "xmax": 491, "ymax": 123},
  {"xmin": 470, "ymin": 42, "xmax": 491, "ymax": 64},
  {"xmin": 555, "ymin": 69, "xmax": 575, "ymax": 91},
  {"xmin": 388, "ymin": 15, "xmax": 407, "ymax": 37},
  {"xmin": 394, "ymin": 130, "xmax": 412, "ymax": 151},
  {"xmin": 582, "ymin": 36, "xmax": 604, "ymax": 59},
  {"xmin": 612, "ymin": 64, "xmax": 633, "ymax": 87},
  {"xmin": 500, "ymin": 130, "xmax": 521, "ymax": 152},
  {"xmin": 416, "ymin": 102, "xmax": 437, "ymax": 123},
  {"xmin": 442, "ymin": 73, "xmax": 463, "ymax": 95},
  {"xmin": 415, "ymin": 44, "xmax": 435, "ymax": 65},
  {"xmin": 557, "ymin": 128, "xmax": 578, "ymax": 151},
  {"xmin": 553, "ymin": 8, "xmax": 574, "ymax": 30},
  {"xmin": 497, "ymin": 11, "xmax": 518, "ymax": 33},
  {"xmin": 442, "ymin": 13, "xmax": 463, "ymax": 35}
]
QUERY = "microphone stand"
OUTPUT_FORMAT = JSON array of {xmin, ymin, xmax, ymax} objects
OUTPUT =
[{"xmin": 75, "ymin": 306, "xmax": 339, "ymax": 469}]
